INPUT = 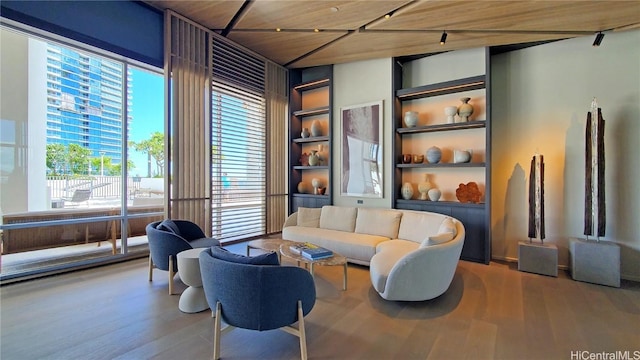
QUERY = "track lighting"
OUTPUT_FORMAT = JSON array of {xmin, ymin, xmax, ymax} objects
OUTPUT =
[
  {"xmin": 592, "ymin": 32, "xmax": 604, "ymax": 47},
  {"xmin": 440, "ymin": 31, "xmax": 447, "ymax": 45}
]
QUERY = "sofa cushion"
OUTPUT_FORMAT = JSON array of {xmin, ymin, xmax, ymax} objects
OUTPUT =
[
  {"xmin": 354, "ymin": 208, "xmax": 402, "ymax": 239},
  {"xmin": 297, "ymin": 207, "xmax": 321, "ymax": 228},
  {"xmin": 211, "ymin": 245, "xmax": 279, "ymax": 265},
  {"xmin": 319, "ymin": 206, "xmax": 357, "ymax": 232},
  {"xmin": 158, "ymin": 219, "xmax": 181, "ymax": 235},
  {"xmin": 397, "ymin": 211, "xmax": 448, "ymax": 243},
  {"xmin": 421, "ymin": 233, "xmax": 455, "ymax": 247}
]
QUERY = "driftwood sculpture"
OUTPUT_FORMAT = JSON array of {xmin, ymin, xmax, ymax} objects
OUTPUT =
[
  {"xmin": 528, "ymin": 153, "xmax": 545, "ymax": 243},
  {"xmin": 584, "ymin": 98, "xmax": 606, "ymax": 240}
]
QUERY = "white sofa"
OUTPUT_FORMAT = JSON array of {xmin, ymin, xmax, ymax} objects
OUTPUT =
[{"xmin": 282, "ymin": 206, "xmax": 465, "ymax": 301}]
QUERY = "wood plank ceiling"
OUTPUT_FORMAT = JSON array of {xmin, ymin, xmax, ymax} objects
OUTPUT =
[{"xmin": 145, "ymin": 0, "xmax": 640, "ymax": 68}]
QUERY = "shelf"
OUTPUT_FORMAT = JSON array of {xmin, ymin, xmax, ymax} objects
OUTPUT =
[
  {"xmin": 397, "ymin": 162, "xmax": 485, "ymax": 168},
  {"xmin": 396, "ymin": 199, "xmax": 485, "ymax": 209},
  {"xmin": 396, "ymin": 75, "xmax": 485, "ymax": 100},
  {"xmin": 293, "ymin": 165, "xmax": 329, "ymax": 170},
  {"xmin": 292, "ymin": 193, "xmax": 330, "ymax": 198},
  {"xmin": 293, "ymin": 78, "xmax": 330, "ymax": 92},
  {"xmin": 293, "ymin": 106, "xmax": 329, "ymax": 117},
  {"xmin": 293, "ymin": 136, "xmax": 330, "ymax": 143},
  {"xmin": 397, "ymin": 121, "xmax": 486, "ymax": 134}
]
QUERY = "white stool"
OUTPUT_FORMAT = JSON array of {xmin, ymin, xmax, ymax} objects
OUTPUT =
[{"xmin": 177, "ymin": 248, "xmax": 209, "ymax": 313}]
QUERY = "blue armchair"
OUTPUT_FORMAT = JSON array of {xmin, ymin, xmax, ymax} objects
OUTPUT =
[
  {"xmin": 145, "ymin": 220, "xmax": 219, "ymax": 295},
  {"xmin": 199, "ymin": 247, "xmax": 316, "ymax": 360}
]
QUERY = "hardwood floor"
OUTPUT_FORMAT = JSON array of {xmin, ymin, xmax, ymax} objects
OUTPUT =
[{"xmin": 1, "ymin": 243, "xmax": 638, "ymax": 360}]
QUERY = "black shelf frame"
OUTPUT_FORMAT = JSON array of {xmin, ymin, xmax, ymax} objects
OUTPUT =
[
  {"xmin": 396, "ymin": 75, "xmax": 485, "ymax": 100},
  {"xmin": 397, "ymin": 162, "xmax": 486, "ymax": 169},
  {"xmin": 397, "ymin": 121, "xmax": 486, "ymax": 134}
]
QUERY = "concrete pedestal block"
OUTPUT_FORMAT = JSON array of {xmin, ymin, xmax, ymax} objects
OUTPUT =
[
  {"xmin": 518, "ymin": 241, "xmax": 558, "ymax": 277},
  {"xmin": 569, "ymin": 238, "xmax": 620, "ymax": 287}
]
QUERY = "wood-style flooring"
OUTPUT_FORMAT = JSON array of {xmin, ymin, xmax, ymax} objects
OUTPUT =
[{"xmin": 1, "ymin": 244, "xmax": 639, "ymax": 360}]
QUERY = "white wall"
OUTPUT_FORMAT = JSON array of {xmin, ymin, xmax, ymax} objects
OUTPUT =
[
  {"xmin": 333, "ymin": 58, "xmax": 393, "ymax": 208},
  {"xmin": 491, "ymin": 30, "xmax": 640, "ymax": 281}
]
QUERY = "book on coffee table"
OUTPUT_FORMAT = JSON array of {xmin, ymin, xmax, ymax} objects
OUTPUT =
[{"xmin": 289, "ymin": 242, "xmax": 333, "ymax": 259}]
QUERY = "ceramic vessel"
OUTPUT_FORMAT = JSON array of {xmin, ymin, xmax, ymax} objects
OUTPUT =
[
  {"xmin": 426, "ymin": 146, "xmax": 442, "ymax": 164},
  {"xmin": 297, "ymin": 181, "xmax": 309, "ymax": 194},
  {"xmin": 454, "ymin": 149, "xmax": 473, "ymax": 163},
  {"xmin": 301, "ymin": 127, "xmax": 310, "ymax": 138},
  {"xmin": 444, "ymin": 106, "xmax": 457, "ymax": 124},
  {"xmin": 402, "ymin": 154, "xmax": 412, "ymax": 164},
  {"xmin": 311, "ymin": 120, "xmax": 322, "ymax": 136},
  {"xmin": 308, "ymin": 150, "xmax": 320, "ymax": 166},
  {"xmin": 404, "ymin": 111, "xmax": 418, "ymax": 127},
  {"xmin": 413, "ymin": 154, "xmax": 424, "ymax": 164},
  {"xmin": 418, "ymin": 174, "xmax": 432, "ymax": 200},
  {"xmin": 401, "ymin": 182, "xmax": 414, "ymax": 200},
  {"xmin": 311, "ymin": 178, "xmax": 323, "ymax": 195},
  {"xmin": 457, "ymin": 97, "xmax": 474, "ymax": 122},
  {"xmin": 428, "ymin": 188, "xmax": 442, "ymax": 201}
]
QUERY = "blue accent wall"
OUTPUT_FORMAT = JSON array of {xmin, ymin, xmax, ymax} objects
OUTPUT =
[{"xmin": 1, "ymin": 1, "xmax": 163, "ymax": 68}]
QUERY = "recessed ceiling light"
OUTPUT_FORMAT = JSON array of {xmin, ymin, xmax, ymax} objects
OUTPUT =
[
  {"xmin": 276, "ymin": 28, "xmax": 281, "ymax": 32},
  {"xmin": 384, "ymin": 14, "xmax": 391, "ymax": 19},
  {"xmin": 330, "ymin": 7, "xmax": 339, "ymax": 12},
  {"xmin": 314, "ymin": 28, "xmax": 320, "ymax": 32}
]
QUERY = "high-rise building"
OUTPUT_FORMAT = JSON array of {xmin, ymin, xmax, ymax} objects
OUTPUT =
[{"xmin": 45, "ymin": 44, "xmax": 131, "ymax": 172}]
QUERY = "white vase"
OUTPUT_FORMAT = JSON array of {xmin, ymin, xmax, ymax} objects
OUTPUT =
[
  {"xmin": 418, "ymin": 174, "xmax": 432, "ymax": 200},
  {"xmin": 308, "ymin": 150, "xmax": 319, "ymax": 166},
  {"xmin": 404, "ymin": 111, "xmax": 418, "ymax": 127},
  {"xmin": 310, "ymin": 120, "xmax": 322, "ymax": 136},
  {"xmin": 453, "ymin": 149, "xmax": 473, "ymax": 163},
  {"xmin": 444, "ymin": 106, "xmax": 457, "ymax": 124},
  {"xmin": 428, "ymin": 188, "xmax": 441, "ymax": 201},
  {"xmin": 311, "ymin": 178, "xmax": 323, "ymax": 194},
  {"xmin": 301, "ymin": 127, "xmax": 310, "ymax": 138},
  {"xmin": 401, "ymin": 182, "xmax": 414, "ymax": 200}
]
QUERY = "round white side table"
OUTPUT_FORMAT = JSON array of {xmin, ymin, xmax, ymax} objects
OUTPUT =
[{"xmin": 177, "ymin": 248, "xmax": 209, "ymax": 313}]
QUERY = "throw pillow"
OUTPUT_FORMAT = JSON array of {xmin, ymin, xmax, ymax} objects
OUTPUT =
[
  {"xmin": 421, "ymin": 232, "xmax": 455, "ymax": 247},
  {"xmin": 211, "ymin": 245, "xmax": 279, "ymax": 265},
  {"xmin": 354, "ymin": 208, "xmax": 402, "ymax": 239},
  {"xmin": 297, "ymin": 207, "xmax": 322, "ymax": 228},
  {"xmin": 438, "ymin": 217, "xmax": 457, "ymax": 238},
  {"xmin": 319, "ymin": 206, "xmax": 357, "ymax": 232},
  {"xmin": 158, "ymin": 219, "xmax": 181, "ymax": 235}
]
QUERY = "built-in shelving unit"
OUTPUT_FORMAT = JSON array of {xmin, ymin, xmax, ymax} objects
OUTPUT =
[
  {"xmin": 288, "ymin": 66, "xmax": 333, "ymax": 213},
  {"xmin": 392, "ymin": 50, "xmax": 491, "ymax": 264}
]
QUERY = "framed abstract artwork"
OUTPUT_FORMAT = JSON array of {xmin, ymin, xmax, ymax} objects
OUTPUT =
[{"xmin": 340, "ymin": 100, "xmax": 383, "ymax": 198}]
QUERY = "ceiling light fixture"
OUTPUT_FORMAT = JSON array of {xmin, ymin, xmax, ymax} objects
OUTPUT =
[
  {"xmin": 276, "ymin": 28, "xmax": 281, "ymax": 32},
  {"xmin": 592, "ymin": 32, "xmax": 604, "ymax": 47},
  {"xmin": 440, "ymin": 31, "xmax": 447, "ymax": 45},
  {"xmin": 314, "ymin": 28, "xmax": 320, "ymax": 33},
  {"xmin": 384, "ymin": 13, "xmax": 391, "ymax": 19}
]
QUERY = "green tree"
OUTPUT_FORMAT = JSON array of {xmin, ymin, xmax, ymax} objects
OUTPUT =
[
  {"xmin": 46, "ymin": 144, "xmax": 66, "ymax": 175},
  {"xmin": 129, "ymin": 132, "xmax": 164, "ymax": 177},
  {"xmin": 68, "ymin": 143, "xmax": 92, "ymax": 175}
]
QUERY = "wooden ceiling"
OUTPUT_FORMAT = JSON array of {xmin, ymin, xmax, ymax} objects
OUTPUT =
[{"xmin": 145, "ymin": 0, "xmax": 640, "ymax": 68}]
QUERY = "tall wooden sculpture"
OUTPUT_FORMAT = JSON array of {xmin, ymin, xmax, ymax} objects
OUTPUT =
[
  {"xmin": 584, "ymin": 98, "xmax": 606, "ymax": 240},
  {"xmin": 528, "ymin": 153, "xmax": 545, "ymax": 243}
]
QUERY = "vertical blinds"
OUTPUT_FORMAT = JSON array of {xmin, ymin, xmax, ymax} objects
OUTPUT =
[
  {"xmin": 211, "ymin": 35, "xmax": 267, "ymax": 241},
  {"xmin": 211, "ymin": 82, "xmax": 266, "ymax": 241}
]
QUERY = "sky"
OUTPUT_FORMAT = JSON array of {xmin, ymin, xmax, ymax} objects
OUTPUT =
[{"xmin": 129, "ymin": 68, "xmax": 164, "ymax": 177}]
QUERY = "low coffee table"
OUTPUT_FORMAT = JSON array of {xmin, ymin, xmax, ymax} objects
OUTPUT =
[
  {"xmin": 279, "ymin": 243, "xmax": 348, "ymax": 291},
  {"xmin": 246, "ymin": 238, "xmax": 297, "ymax": 262}
]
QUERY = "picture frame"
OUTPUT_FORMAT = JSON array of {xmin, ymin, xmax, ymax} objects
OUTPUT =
[{"xmin": 340, "ymin": 100, "xmax": 383, "ymax": 198}]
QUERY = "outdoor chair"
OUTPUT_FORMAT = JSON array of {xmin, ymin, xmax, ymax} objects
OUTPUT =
[
  {"xmin": 145, "ymin": 220, "xmax": 219, "ymax": 295},
  {"xmin": 63, "ymin": 189, "xmax": 92, "ymax": 207},
  {"xmin": 199, "ymin": 246, "xmax": 316, "ymax": 360}
]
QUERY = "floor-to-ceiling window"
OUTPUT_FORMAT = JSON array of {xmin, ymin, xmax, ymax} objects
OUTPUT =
[
  {"xmin": 211, "ymin": 82, "xmax": 266, "ymax": 242},
  {"xmin": 0, "ymin": 25, "xmax": 164, "ymax": 281}
]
